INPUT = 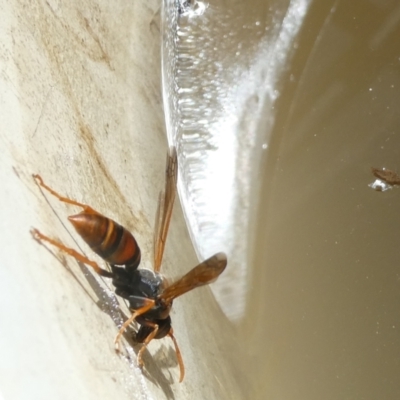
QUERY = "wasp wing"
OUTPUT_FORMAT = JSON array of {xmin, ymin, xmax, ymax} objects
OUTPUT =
[
  {"xmin": 153, "ymin": 190, "xmax": 164, "ymax": 267},
  {"xmin": 159, "ymin": 253, "xmax": 227, "ymax": 304},
  {"xmin": 154, "ymin": 147, "xmax": 178, "ymax": 273}
]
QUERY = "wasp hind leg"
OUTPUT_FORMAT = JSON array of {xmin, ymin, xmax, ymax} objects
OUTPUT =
[
  {"xmin": 31, "ymin": 228, "xmax": 112, "ymax": 277},
  {"xmin": 33, "ymin": 174, "xmax": 99, "ymax": 215}
]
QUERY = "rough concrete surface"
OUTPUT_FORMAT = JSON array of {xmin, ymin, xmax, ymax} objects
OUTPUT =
[{"xmin": 0, "ymin": 1, "xmax": 244, "ymax": 399}]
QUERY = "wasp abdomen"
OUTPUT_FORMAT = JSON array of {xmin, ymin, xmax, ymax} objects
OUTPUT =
[{"xmin": 68, "ymin": 213, "xmax": 141, "ymax": 269}]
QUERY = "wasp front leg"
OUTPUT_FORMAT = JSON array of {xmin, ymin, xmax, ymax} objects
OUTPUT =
[
  {"xmin": 136, "ymin": 321, "xmax": 160, "ymax": 369},
  {"xmin": 114, "ymin": 299, "xmax": 156, "ymax": 353},
  {"xmin": 135, "ymin": 317, "xmax": 185, "ymax": 382}
]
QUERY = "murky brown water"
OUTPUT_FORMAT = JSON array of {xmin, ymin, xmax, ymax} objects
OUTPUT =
[{"xmin": 240, "ymin": 1, "xmax": 400, "ymax": 399}]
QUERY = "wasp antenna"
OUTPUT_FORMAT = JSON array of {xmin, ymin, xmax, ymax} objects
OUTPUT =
[{"xmin": 168, "ymin": 328, "xmax": 185, "ymax": 382}]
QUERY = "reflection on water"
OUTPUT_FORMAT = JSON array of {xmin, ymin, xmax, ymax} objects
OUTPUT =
[
  {"xmin": 369, "ymin": 178, "xmax": 393, "ymax": 192},
  {"xmin": 162, "ymin": 0, "xmax": 311, "ymax": 321},
  {"xmin": 164, "ymin": 0, "xmax": 400, "ymax": 399}
]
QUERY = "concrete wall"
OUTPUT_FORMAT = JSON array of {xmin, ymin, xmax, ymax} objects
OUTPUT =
[{"xmin": 0, "ymin": 1, "xmax": 244, "ymax": 399}]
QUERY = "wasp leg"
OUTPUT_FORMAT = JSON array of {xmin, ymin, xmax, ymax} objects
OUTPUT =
[
  {"xmin": 33, "ymin": 174, "xmax": 99, "ymax": 215},
  {"xmin": 31, "ymin": 228, "xmax": 112, "ymax": 277},
  {"xmin": 168, "ymin": 328, "xmax": 185, "ymax": 382},
  {"xmin": 136, "ymin": 322, "xmax": 159, "ymax": 369},
  {"xmin": 114, "ymin": 300, "xmax": 155, "ymax": 352}
]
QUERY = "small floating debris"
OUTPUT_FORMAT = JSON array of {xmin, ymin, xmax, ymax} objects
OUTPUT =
[{"xmin": 369, "ymin": 167, "xmax": 400, "ymax": 191}]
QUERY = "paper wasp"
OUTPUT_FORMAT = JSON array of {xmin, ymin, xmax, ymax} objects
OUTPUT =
[{"xmin": 31, "ymin": 148, "xmax": 227, "ymax": 382}]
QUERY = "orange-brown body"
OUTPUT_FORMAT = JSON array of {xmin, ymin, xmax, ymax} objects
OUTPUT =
[
  {"xmin": 69, "ymin": 213, "xmax": 141, "ymax": 269},
  {"xmin": 31, "ymin": 148, "xmax": 227, "ymax": 383}
]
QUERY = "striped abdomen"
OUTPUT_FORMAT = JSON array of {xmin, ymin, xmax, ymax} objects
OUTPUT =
[{"xmin": 68, "ymin": 212, "xmax": 141, "ymax": 269}]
